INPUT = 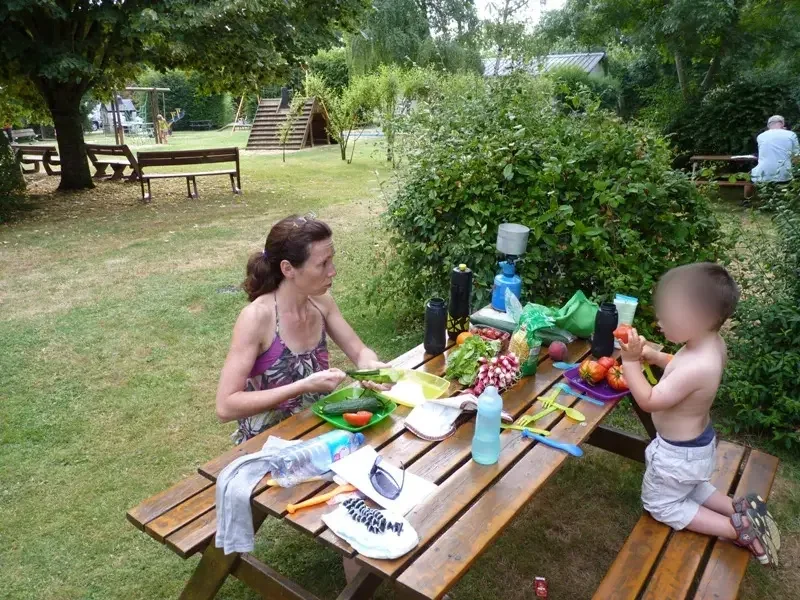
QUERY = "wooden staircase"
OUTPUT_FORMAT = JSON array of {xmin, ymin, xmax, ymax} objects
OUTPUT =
[{"xmin": 246, "ymin": 98, "xmax": 315, "ymax": 151}]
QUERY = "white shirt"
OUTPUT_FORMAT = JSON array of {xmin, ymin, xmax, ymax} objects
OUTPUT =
[{"xmin": 751, "ymin": 128, "xmax": 800, "ymax": 183}]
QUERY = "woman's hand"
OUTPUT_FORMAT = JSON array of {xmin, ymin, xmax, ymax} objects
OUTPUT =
[
  {"xmin": 355, "ymin": 358, "xmax": 395, "ymax": 392},
  {"xmin": 303, "ymin": 368, "xmax": 347, "ymax": 394}
]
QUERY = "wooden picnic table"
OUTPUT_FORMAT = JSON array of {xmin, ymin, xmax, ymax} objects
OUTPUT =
[
  {"xmin": 130, "ymin": 336, "xmax": 661, "ymax": 599},
  {"xmin": 129, "ymin": 330, "xmax": 778, "ymax": 599}
]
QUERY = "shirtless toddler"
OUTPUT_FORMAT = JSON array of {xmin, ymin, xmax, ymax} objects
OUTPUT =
[{"xmin": 620, "ymin": 262, "xmax": 780, "ymax": 565}]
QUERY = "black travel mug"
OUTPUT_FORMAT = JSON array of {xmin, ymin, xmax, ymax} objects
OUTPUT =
[
  {"xmin": 424, "ymin": 298, "xmax": 448, "ymax": 355},
  {"xmin": 591, "ymin": 302, "xmax": 618, "ymax": 358}
]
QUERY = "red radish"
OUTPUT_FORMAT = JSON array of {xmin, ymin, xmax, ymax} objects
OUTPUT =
[{"xmin": 548, "ymin": 341, "xmax": 568, "ymax": 362}]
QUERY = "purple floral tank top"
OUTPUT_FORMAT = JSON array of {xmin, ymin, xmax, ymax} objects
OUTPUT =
[{"xmin": 232, "ymin": 298, "xmax": 329, "ymax": 445}]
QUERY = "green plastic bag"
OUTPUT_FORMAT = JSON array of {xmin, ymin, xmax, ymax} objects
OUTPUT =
[{"xmin": 553, "ymin": 291, "xmax": 598, "ymax": 339}]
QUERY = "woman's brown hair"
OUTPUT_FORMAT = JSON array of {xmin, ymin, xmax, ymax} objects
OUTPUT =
[{"xmin": 242, "ymin": 215, "xmax": 333, "ymax": 301}]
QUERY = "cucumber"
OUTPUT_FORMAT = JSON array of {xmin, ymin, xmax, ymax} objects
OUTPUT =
[
  {"xmin": 321, "ymin": 396, "xmax": 385, "ymax": 415},
  {"xmin": 346, "ymin": 368, "xmax": 402, "ymax": 384}
]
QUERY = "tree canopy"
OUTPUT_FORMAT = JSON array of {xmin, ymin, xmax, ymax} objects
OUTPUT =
[{"xmin": 0, "ymin": 0, "xmax": 369, "ymax": 189}]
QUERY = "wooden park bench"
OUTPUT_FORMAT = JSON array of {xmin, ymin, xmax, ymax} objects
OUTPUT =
[
  {"xmin": 128, "ymin": 333, "xmax": 779, "ymax": 600},
  {"xmin": 690, "ymin": 155, "xmax": 757, "ymax": 199},
  {"xmin": 10, "ymin": 144, "xmax": 60, "ymax": 175},
  {"xmin": 189, "ymin": 120, "xmax": 214, "ymax": 130},
  {"xmin": 11, "ymin": 128, "xmax": 38, "ymax": 142},
  {"xmin": 85, "ymin": 143, "xmax": 140, "ymax": 182},
  {"xmin": 136, "ymin": 147, "xmax": 242, "ymax": 202}
]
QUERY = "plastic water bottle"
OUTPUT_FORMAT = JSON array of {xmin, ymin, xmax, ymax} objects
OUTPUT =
[
  {"xmin": 271, "ymin": 430, "xmax": 364, "ymax": 487},
  {"xmin": 472, "ymin": 386, "xmax": 502, "ymax": 465}
]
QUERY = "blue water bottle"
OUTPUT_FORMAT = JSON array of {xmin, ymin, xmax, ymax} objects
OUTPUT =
[{"xmin": 472, "ymin": 386, "xmax": 503, "ymax": 465}]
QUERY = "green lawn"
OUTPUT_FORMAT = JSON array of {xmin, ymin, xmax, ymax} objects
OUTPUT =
[{"xmin": 1, "ymin": 137, "xmax": 797, "ymax": 600}]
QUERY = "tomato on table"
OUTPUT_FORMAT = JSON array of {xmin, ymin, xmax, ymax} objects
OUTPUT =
[{"xmin": 343, "ymin": 411, "xmax": 373, "ymax": 427}]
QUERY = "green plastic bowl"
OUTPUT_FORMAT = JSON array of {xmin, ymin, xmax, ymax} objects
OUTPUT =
[{"xmin": 311, "ymin": 386, "xmax": 398, "ymax": 432}]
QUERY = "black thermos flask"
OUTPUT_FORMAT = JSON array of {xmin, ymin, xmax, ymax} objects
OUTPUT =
[
  {"xmin": 591, "ymin": 302, "xmax": 618, "ymax": 358},
  {"xmin": 424, "ymin": 298, "xmax": 448, "ymax": 355},
  {"xmin": 447, "ymin": 264, "xmax": 473, "ymax": 340}
]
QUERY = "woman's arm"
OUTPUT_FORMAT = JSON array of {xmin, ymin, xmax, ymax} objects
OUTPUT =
[
  {"xmin": 215, "ymin": 304, "xmax": 344, "ymax": 422},
  {"xmin": 313, "ymin": 294, "xmax": 388, "ymax": 370}
]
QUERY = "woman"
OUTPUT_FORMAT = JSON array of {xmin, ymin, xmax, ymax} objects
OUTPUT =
[{"xmin": 216, "ymin": 214, "xmax": 390, "ymax": 444}]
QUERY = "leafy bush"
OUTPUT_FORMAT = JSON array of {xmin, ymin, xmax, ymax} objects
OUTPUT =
[
  {"xmin": 377, "ymin": 72, "xmax": 725, "ymax": 326},
  {"xmin": 717, "ymin": 175, "xmax": 800, "ymax": 448},
  {"xmin": 0, "ymin": 133, "xmax": 24, "ymax": 197},
  {"xmin": 308, "ymin": 48, "xmax": 350, "ymax": 92},
  {"xmin": 548, "ymin": 65, "xmax": 620, "ymax": 113},
  {"xmin": 667, "ymin": 69, "xmax": 800, "ymax": 154},
  {"xmin": 136, "ymin": 70, "xmax": 234, "ymax": 130}
]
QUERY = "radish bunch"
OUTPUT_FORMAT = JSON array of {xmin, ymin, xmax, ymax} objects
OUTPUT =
[{"xmin": 471, "ymin": 353, "xmax": 520, "ymax": 395}]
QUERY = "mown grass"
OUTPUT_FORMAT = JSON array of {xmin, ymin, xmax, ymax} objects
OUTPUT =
[{"xmin": 1, "ymin": 138, "xmax": 796, "ymax": 600}]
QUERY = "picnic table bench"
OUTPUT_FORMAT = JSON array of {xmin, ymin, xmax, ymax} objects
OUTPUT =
[
  {"xmin": 689, "ymin": 155, "xmax": 758, "ymax": 198},
  {"xmin": 11, "ymin": 128, "xmax": 38, "ymax": 142},
  {"xmin": 136, "ymin": 147, "xmax": 242, "ymax": 202},
  {"xmin": 10, "ymin": 144, "xmax": 60, "ymax": 175},
  {"xmin": 128, "ymin": 335, "xmax": 779, "ymax": 599},
  {"xmin": 85, "ymin": 143, "xmax": 139, "ymax": 182},
  {"xmin": 190, "ymin": 120, "xmax": 214, "ymax": 130}
]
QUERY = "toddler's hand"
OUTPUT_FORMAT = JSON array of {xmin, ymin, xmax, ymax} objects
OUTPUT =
[{"xmin": 620, "ymin": 328, "xmax": 646, "ymax": 363}]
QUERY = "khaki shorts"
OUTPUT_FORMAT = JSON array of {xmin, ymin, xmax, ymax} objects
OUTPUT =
[{"xmin": 641, "ymin": 435, "xmax": 718, "ymax": 530}]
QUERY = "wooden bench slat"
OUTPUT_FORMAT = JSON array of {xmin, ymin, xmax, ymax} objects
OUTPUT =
[
  {"xmin": 142, "ymin": 169, "xmax": 236, "ymax": 179},
  {"xmin": 126, "ymin": 473, "xmax": 212, "ymax": 530},
  {"xmin": 692, "ymin": 449, "xmax": 780, "ymax": 600},
  {"xmin": 165, "ymin": 508, "xmax": 218, "ymax": 558},
  {"xmin": 639, "ymin": 442, "xmax": 747, "ymax": 600},
  {"xmin": 395, "ymin": 373, "xmax": 619, "ymax": 600},
  {"xmin": 145, "ymin": 484, "xmax": 217, "ymax": 542}
]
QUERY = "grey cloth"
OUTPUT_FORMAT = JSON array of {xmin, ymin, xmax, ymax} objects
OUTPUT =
[{"xmin": 215, "ymin": 437, "xmax": 299, "ymax": 555}]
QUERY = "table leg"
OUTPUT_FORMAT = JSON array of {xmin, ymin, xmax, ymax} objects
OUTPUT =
[
  {"xmin": 335, "ymin": 567, "xmax": 383, "ymax": 600},
  {"xmin": 178, "ymin": 512, "xmax": 266, "ymax": 600}
]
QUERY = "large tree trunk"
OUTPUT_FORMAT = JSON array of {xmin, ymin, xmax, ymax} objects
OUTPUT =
[
  {"xmin": 674, "ymin": 51, "xmax": 689, "ymax": 100},
  {"xmin": 39, "ymin": 82, "xmax": 94, "ymax": 191}
]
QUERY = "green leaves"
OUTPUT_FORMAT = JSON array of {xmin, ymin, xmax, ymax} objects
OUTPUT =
[{"xmin": 379, "ymin": 71, "xmax": 724, "ymax": 326}]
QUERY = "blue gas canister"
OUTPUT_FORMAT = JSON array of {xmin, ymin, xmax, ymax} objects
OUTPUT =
[{"xmin": 491, "ymin": 261, "xmax": 522, "ymax": 311}]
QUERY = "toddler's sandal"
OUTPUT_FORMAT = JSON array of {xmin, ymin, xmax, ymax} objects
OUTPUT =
[
  {"xmin": 731, "ymin": 512, "xmax": 777, "ymax": 566},
  {"xmin": 733, "ymin": 493, "xmax": 781, "ymax": 552}
]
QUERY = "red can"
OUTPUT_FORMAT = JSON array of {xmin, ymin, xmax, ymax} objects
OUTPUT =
[{"xmin": 534, "ymin": 576, "xmax": 549, "ymax": 598}]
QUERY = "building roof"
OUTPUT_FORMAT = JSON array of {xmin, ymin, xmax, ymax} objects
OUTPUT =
[{"xmin": 483, "ymin": 52, "xmax": 606, "ymax": 77}]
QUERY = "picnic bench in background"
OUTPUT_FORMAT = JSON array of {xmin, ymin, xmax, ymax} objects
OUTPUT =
[
  {"xmin": 136, "ymin": 147, "xmax": 241, "ymax": 202},
  {"xmin": 85, "ymin": 143, "xmax": 139, "ymax": 182},
  {"xmin": 189, "ymin": 120, "xmax": 214, "ymax": 131},
  {"xmin": 11, "ymin": 128, "xmax": 38, "ymax": 142},
  {"xmin": 690, "ymin": 155, "xmax": 757, "ymax": 198},
  {"xmin": 128, "ymin": 337, "xmax": 779, "ymax": 599},
  {"xmin": 10, "ymin": 144, "xmax": 60, "ymax": 175}
]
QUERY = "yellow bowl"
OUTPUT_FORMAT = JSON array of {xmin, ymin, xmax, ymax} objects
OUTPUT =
[{"xmin": 377, "ymin": 369, "xmax": 450, "ymax": 408}]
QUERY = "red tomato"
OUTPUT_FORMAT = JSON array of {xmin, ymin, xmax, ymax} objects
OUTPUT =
[
  {"xmin": 343, "ymin": 411, "xmax": 373, "ymax": 427},
  {"xmin": 579, "ymin": 359, "xmax": 606, "ymax": 384},
  {"xmin": 597, "ymin": 356, "xmax": 616, "ymax": 371},
  {"xmin": 613, "ymin": 324, "xmax": 633, "ymax": 343},
  {"xmin": 606, "ymin": 365, "xmax": 628, "ymax": 391}
]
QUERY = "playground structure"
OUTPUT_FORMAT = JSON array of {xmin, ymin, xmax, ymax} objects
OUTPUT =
[
  {"xmin": 246, "ymin": 91, "xmax": 332, "ymax": 151},
  {"xmin": 103, "ymin": 87, "xmax": 183, "ymax": 145}
]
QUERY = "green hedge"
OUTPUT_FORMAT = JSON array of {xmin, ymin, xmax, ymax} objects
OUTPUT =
[
  {"xmin": 0, "ymin": 133, "xmax": 24, "ymax": 197},
  {"xmin": 377, "ymin": 72, "xmax": 725, "ymax": 326}
]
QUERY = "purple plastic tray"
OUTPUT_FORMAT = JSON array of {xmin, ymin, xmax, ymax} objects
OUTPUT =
[{"xmin": 564, "ymin": 367, "xmax": 630, "ymax": 402}]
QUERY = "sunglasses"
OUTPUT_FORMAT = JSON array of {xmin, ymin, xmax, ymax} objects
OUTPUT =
[{"xmin": 369, "ymin": 455, "xmax": 405, "ymax": 500}]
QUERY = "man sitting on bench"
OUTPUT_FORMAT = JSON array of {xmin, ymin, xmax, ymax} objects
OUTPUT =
[
  {"xmin": 751, "ymin": 115, "xmax": 799, "ymax": 184},
  {"xmin": 619, "ymin": 263, "xmax": 781, "ymax": 566}
]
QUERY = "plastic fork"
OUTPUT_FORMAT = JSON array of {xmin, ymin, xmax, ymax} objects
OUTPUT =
[
  {"xmin": 501, "ymin": 423, "xmax": 551, "ymax": 436},
  {"xmin": 526, "ymin": 388, "xmax": 562, "ymax": 422},
  {"xmin": 540, "ymin": 395, "xmax": 586, "ymax": 422},
  {"xmin": 554, "ymin": 382, "xmax": 605, "ymax": 406}
]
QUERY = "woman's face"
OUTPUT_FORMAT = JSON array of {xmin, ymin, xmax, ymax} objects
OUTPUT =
[{"xmin": 288, "ymin": 238, "xmax": 336, "ymax": 296}]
